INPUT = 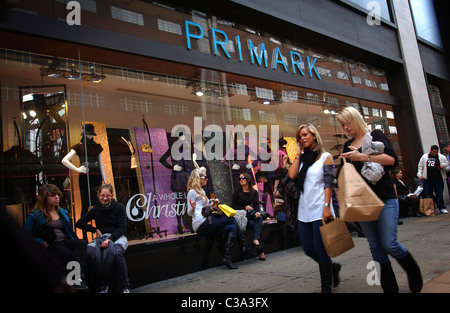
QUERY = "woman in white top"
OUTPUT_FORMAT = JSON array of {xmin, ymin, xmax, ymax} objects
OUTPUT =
[
  {"xmin": 187, "ymin": 169, "xmax": 238, "ymax": 269},
  {"xmin": 288, "ymin": 123, "xmax": 339, "ymax": 293}
]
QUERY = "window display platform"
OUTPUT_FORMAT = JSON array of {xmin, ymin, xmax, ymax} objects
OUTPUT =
[{"xmin": 125, "ymin": 220, "xmax": 299, "ymax": 289}]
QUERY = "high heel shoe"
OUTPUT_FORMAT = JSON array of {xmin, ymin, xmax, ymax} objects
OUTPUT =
[{"xmin": 252, "ymin": 240, "xmax": 263, "ymax": 250}]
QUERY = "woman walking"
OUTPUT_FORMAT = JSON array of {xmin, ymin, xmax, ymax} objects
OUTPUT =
[
  {"xmin": 288, "ymin": 123, "xmax": 340, "ymax": 293},
  {"xmin": 337, "ymin": 106, "xmax": 422, "ymax": 293}
]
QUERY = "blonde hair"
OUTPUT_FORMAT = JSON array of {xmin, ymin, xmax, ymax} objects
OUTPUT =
[
  {"xmin": 296, "ymin": 123, "xmax": 325, "ymax": 155},
  {"xmin": 187, "ymin": 169, "xmax": 208, "ymax": 202},
  {"xmin": 336, "ymin": 106, "xmax": 368, "ymax": 138}
]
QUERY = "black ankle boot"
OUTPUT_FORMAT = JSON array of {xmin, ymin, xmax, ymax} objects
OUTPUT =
[
  {"xmin": 318, "ymin": 262, "xmax": 333, "ymax": 293},
  {"xmin": 397, "ymin": 251, "xmax": 423, "ymax": 293},
  {"xmin": 332, "ymin": 262, "xmax": 341, "ymax": 288},
  {"xmin": 221, "ymin": 232, "xmax": 238, "ymax": 270},
  {"xmin": 380, "ymin": 262, "xmax": 399, "ymax": 293}
]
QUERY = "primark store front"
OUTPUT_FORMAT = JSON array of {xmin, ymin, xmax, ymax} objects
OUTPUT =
[{"xmin": 1, "ymin": 0, "xmax": 449, "ymax": 288}]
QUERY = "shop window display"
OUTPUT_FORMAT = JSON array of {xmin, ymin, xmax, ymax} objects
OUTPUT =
[{"xmin": 0, "ymin": 48, "xmax": 401, "ymax": 244}]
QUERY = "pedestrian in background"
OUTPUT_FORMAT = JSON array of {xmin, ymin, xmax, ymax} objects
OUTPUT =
[
  {"xmin": 338, "ymin": 106, "xmax": 422, "ymax": 293},
  {"xmin": 417, "ymin": 145, "xmax": 449, "ymax": 214}
]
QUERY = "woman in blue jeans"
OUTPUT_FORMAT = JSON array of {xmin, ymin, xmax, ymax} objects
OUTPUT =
[
  {"xmin": 232, "ymin": 172, "xmax": 265, "ymax": 260},
  {"xmin": 288, "ymin": 123, "xmax": 339, "ymax": 293},
  {"xmin": 187, "ymin": 169, "xmax": 238, "ymax": 269},
  {"xmin": 338, "ymin": 106, "xmax": 422, "ymax": 293}
]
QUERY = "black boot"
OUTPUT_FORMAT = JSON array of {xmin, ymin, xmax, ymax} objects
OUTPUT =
[
  {"xmin": 318, "ymin": 262, "xmax": 333, "ymax": 293},
  {"xmin": 397, "ymin": 251, "xmax": 423, "ymax": 293},
  {"xmin": 380, "ymin": 262, "xmax": 399, "ymax": 293},
  {"xmin": 332, "ymin": 262, "xmax": 341, "ymax": 288},
  {"xmin": 221, "ymin": 232, "xmax": 238, "ymax": 270},
  {"xmin": 235, "ymin": 228, "xmax": 252, "ymax": 259}
]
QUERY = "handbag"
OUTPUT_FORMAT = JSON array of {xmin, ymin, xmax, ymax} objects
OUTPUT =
[
  {"xmin": 419, "ymin": 198, "xmax": 434, "ymax": 216},
  {"xmin": 218, "ymin": 204, "xmax": 237, "ymax": 217},
  {"xmin": 335, "ymin": 157, "xmax": 384, "ymax": 222},
  {"xmin": 319, "ymin": 217, "xmax": 355, "ymax": 258},
  {"xmin": 201, "ymin": 205, "xmax": 223, "ymax": 218}
]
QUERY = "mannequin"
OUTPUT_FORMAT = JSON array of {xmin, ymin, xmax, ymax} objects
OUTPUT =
[
  {"xmin": 62, "ymin": 124, "xmax": 105, "ymax": 239},
  {"xmin": 160, "ymin": 132, "xmax": 194, "ymax": 234},
  {"xmin": 221, "ymin": 132, "xmax": 259, "ymax": 191},
  {"xmin": 192, "ymin": 134, "xmax": 214, "ymax": 196}
]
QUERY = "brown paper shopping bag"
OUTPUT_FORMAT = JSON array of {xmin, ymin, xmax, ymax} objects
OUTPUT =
[
  {"xmin": 419, "ymin": 198, "xmax": 434, "ymax": 216},
  {"xmin": 336, "ymin": 158, "xmax": 384, "ymax": 222},
  {"xmin": 319, "ymin": 218, "xmax": 355, "ymax": 258}
]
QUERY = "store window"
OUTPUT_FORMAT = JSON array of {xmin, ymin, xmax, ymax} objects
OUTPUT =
[{"xmin": 1, "ymin": 47, "xmax": 402, "ymax": 244}]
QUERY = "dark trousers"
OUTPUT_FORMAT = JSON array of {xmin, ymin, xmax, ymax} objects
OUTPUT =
[
  {"xmin": 197, "ymin": 214, "xmax": 237, "ymax": 236},
  {"xmin": 247, "ymin": 216, "xmax": 263, "ymax": 241},
  {"xmin": 47, "ymin": 239, "xmax": 87, "ymax": 273},
  {"xmin": 423, "ymin": 179, "xmax": 445, "ymax": 210},
  {"xmin": 86, "ymin": 244, "xmax": 130, "ymax": 293}
]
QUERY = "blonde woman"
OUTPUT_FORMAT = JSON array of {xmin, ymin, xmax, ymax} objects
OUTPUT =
[
  {"xmin": 288, "ymin": 123, "xmax": 338, "ymax": 293},
  {"xmin": 337, "ymin": 106, "xmax": 422, "ymax": 293},
  {"xmin": 187, "ymin": 169, "xmax": 238, "ymax": 269}
]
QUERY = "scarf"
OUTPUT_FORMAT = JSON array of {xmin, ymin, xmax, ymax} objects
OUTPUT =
[{"xmin": 297, "ymin": 147, "xmax": 319, "ymax": 193}]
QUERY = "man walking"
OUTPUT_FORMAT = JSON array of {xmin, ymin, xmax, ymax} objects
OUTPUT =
[{"xmin": 417, "ymin": 145, "xmax": 449, "ymax": 214}]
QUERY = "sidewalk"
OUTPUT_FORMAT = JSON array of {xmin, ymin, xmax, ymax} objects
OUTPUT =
[{"xmin": 132, "ymin": 210, "xmax": 450, "ymax": 293}]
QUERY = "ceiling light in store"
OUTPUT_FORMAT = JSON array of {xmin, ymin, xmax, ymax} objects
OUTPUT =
[{"xmin": 40, "ymin": 58, "xmax": 106, "ymax": 83}]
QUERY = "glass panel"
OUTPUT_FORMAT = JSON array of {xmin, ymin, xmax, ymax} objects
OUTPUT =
[
  {"xmin": 1, "ymin": 48, "xmax": 402, "ymax": 244},
  {"xmin": 341, "ymin": 0, "xmax": 392, "ymax": 22},
  {"xmin": 410, "ymin": 0, "xmax": 443, "ymax": 48}
]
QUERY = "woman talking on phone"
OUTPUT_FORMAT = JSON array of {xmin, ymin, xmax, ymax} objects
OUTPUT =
[{"xmin": 288, "ymin": 123, "xmax": 340, "ymax": 293}]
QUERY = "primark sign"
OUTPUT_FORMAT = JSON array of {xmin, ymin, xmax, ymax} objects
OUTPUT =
[{"xmin": 184, "ymin": 20, "xmax": 322, "ymax": 80}]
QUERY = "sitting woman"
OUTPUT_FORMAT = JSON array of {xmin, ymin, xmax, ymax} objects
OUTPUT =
[
  {"xmin": 187, "ymin": 169, "xmax": 238, "ymax": 269},
  {"xmin": 392, "ymin": 169, "xmax": 420, "ymax": 217},
  {"xmin": 24, "ymin": 184, "xmax": 87, "ymax": 289},
  {"xmin": 232, "ymin": 172, "xmax": 266, "ymax": 260},
  {"xmin": 75, "ymin": 183, "xmax": 130, "ymax": 293}
]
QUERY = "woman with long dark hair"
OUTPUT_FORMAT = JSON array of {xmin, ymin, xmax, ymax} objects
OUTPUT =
[
  {"xmin": 24, "ymin": 184, "xmax": 87, "ymax": 288},
  {"xmin": 232, "ymin": 172, "xmax": 265, "ymax": 260}
]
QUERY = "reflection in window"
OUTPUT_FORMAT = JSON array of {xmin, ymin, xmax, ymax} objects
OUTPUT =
[
  {"xmin": 232, "ymin": 107, "xmax": 251, "ymax": 121},
  {"xmin": 157, "ymin": 19, "xmax": 182, "ymax": 35},
  {"xmin": 410, "ymin": 0, "xmax": 443, "ymax": 48},
  {"xmin": 259, "ymin": 110, "xmax": 277, "ymax": 123},
  {"xmin": 341, "ymin": 0, "xmax": 392, "ymax": 22},
  {"xmin": 111, "ymin": 6, "xmax": 144, "ymax": 26},
  {"xmin": 165, "ymin": 103, "xmax": 187, "ymax": 116},
  {"xmin": 283, "ymin": 114, "xmax": 299, "ymax": 126}
]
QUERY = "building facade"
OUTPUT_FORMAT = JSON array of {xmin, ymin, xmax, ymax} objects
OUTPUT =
[{"xmin": 1, "ymin": 0, "xmax": 449, "ymax": 287}]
